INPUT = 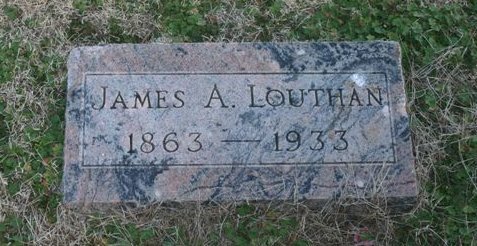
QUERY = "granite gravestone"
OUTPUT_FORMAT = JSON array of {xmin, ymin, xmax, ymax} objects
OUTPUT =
[{"xmin": 63, "ymin": 42, "xmax": 417, "ymax": 208}]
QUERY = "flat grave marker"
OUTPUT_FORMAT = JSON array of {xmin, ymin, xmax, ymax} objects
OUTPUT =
[{"xmin": 63, "ymin": 42, "xmax": 417, "ymax": 208}]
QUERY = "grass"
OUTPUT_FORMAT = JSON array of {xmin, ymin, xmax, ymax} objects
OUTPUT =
[{"xmin": 0, "ymin": 0, "xmax": 476, "ymax": 244}]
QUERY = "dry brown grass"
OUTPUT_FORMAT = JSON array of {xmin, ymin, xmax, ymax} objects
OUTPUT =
[
  {"xmin": 212, "ymin": 0, "xmax": 331, "ymax": 42},
  {"xmin": 1, "ymin": 0, "xmax": 476, "ymax": 245}
]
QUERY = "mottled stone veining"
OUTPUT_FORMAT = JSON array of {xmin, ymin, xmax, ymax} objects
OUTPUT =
[{"xmin": 63, "ymin": 42, "xmax": 417, "ymax": 209}]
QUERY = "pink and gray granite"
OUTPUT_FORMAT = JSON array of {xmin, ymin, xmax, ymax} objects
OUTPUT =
[{"xmin": 63, "ymin": 42, "xmax": 417, "ymax": 209}]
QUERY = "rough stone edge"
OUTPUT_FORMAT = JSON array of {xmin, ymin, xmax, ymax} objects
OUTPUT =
[{"xmin": 61, "ymin": 41, "xmax": 418, "ymax": 212}]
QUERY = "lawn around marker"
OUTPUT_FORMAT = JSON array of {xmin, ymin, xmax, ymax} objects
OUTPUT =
[{"xmin": 0, "ymin": 0, "xmax": 476, "ymax": 244}]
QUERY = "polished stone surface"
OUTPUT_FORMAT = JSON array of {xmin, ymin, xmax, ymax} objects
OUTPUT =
[{"xmin": 63, "ymin": 42, "xmax": 417, "ymax": 208}]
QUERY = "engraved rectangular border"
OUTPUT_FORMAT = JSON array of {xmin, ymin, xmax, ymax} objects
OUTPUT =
[{"xmin": 80, "ymin": 72, "xmax": 396, "ymax": 168}]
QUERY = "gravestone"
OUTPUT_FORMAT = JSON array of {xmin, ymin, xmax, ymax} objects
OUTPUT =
[{"xmin": 63, "ymin": 42, "xmax": 417, "ymax": 209}]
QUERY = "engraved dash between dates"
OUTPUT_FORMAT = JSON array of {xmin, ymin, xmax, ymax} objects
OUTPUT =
[{"xmin": 221, "ymin": 139, "xmax": 261, "ymax": 143}]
